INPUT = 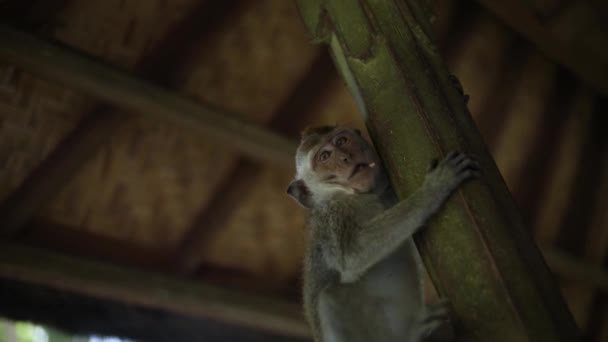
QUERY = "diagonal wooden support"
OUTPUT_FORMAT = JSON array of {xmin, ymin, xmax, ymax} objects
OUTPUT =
[
  {"xmin": 0, "ymin": 108, "xmax": 122, "ymax": 236},
  {"xmin": 0, "ymin": 242, "xmax": 310, "ymax": 339},
  {"xmin": 475, "ymin": 0, "xmax": 608, "ymax": 97},
  {"xmin": 0, "ymin": 1, "xmax": 253, "ymax": 236},
  {"xmin": 296, "ymin": 0, "xmax": 579, "ymax": 340},
  {"xmin": 0, "ymin": 24, "xmax": 296, "ymax": 169},
  {"xmin": 176, "ymin": 52, "xmax": 337, "ymax": 274},
  {"xmin": 0, "ymin": 277, "xmax": 305, "ymax": 342}
]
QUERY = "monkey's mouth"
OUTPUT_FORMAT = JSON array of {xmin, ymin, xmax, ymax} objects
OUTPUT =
[{"xmin": 349, "ymin": 163, "xmax": 371, "ymax": 179}]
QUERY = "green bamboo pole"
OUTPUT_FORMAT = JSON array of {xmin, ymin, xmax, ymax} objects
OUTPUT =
[{"xmin": 296, "ymin": 1, "xmax": 579, "ymax": 340}]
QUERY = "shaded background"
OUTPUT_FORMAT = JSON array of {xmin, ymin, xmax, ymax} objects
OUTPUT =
[{"xmin": 0, "ymin": 0, "xmax": 606, "ymax": 341}]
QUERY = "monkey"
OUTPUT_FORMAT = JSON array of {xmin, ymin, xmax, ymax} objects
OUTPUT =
[{"xmin": 286, "ymin": 126, "xmax": 479, "ymax": 342}]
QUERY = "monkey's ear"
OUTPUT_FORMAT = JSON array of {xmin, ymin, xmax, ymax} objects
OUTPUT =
[{"xmin": 287, "ymin": 179, "xmax": 313, "ymax": 209}]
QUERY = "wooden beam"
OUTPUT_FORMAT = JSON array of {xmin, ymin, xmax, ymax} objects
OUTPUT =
[
  {"xmin": 472, "ymin": 38, "xmax": 529, "ymax": 152},
  {"xmin": 136, "ymin": 1, "xmax": 252, "ymax": 86},
  {"xmin": 555, "ymin": 106, "xmax": 608, "ymax": 254},
  {"xmin": 556, "ymin": 100, "xmax": 608, "ymax": 330},
  {"xmin": 0, "ymin": 24, "xmax": 296, "ymax": 168},
  {"xmin": 19, "ymin": 219, "xmax": 300, "ymax": 300},
  {"xmin": 25, "ymin": 217, "xmax": 608, "ymax": 297},
  {"xmin": 21, "ymin": 219, "xmax": 173, "ymax": 271},
  {"xmin": 0, "ymin": 277, "xmax": 305, "ymax": 342},
  {"xmin": 474, "ymin": 0, "xmax": 608, "ymax": 97},
  {"xmin": 0, "ymin": 109, "xmax": 123, "ymax": 236},
  {"xmin": 0, "ymin": 2, "xmax": 252, "ymax": 236},
  {"xmin": 176, "ymin": 52, "xmax": 336, "ymax": 274},
  {"xmin": 542, "ymin": 245, "xmax": 608, "ymax": 293},
  {"xmin": 507, "ymin": 69, "xmax": 574, "ymax": 224},
  {"xmin": 0, "ymin": 242, "xmax": 310, "ymax": 338},
  {"xmin": 532, "ymin": 87, "xmax": 595, "ymax": 244},
  {"xmin": 296, "ymin": 0, "xmax": 579, "ymax": 340}
]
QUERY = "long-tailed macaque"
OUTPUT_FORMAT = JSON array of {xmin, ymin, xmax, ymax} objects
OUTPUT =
[{"xmin": 287, "ymin": 126, "xmax": 479, "ymax": 341}]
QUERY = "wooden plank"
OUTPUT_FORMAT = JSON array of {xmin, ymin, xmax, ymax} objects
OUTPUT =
[
  {"xmin": 296, "ymin": 0, "xmax": 579, "ymax": 340},
  {"xmin": 0, "ymin": 24, "xmax": 297, "ymax": 168},
  {"xmin": 475, "ymin": 0, "xmax": 608, "ymax": 97},
  {"xmin": 0, "ymin": 2, "xmax": 252, "ymax": 236},
  {"xmin": 0, "ymin": 242, "xmax": 310, "ymax": 338},
  {"xmin": 176, "ymin": 52, "xmax": 337, "ymax": 274}
]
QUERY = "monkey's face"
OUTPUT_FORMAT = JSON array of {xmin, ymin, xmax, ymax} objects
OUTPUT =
[
  {"xmin": 288, "ymin": 126, "xmax": 387, "ymax": 208},
  {"xmin": 310, "ymin": 128, "xmax": 381, "ymax": 193}
]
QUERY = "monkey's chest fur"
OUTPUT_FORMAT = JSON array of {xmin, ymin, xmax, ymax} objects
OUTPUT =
[{"xmin": 304, "ymin": 193, "xmax": 424, "ymax": 342}]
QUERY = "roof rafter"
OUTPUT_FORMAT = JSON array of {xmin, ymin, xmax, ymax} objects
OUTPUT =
[
  {"xmin": 0, "ymin": 241, "xmax": 310, "ymax": 338},
  {"xmin": 175, "ymin": 52, "xmax": 337, "ymax": 274},
  {"xmin": 475, "ymin": 0, "xmax": 608, "ymax": 97},
  {"xmin": 0, "ymin": 1, "xmax": 256, "ymax": 236},
  {"xmin": 0, "ymin": 23, "xmax": 296, "ymax": 170}
]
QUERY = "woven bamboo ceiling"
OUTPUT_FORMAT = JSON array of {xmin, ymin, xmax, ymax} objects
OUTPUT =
[{"xmin": 0, "ymin": 0, "xmax": 607, "ymax": 341}]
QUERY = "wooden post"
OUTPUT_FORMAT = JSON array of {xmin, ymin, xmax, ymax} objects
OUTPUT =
[{"xmin": 295, "ymin": 1, "xmax": 579, "ymax": 340}]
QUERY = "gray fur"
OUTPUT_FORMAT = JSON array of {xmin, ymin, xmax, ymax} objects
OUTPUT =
[{"xmin": 301, "ymin": 152, "xmax": 479, "ymax": 341}]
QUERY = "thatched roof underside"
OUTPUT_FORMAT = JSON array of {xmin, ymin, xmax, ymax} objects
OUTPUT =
[{"xmin": 0, "ymin": 0, "xmax": 607, "ymax": 341}]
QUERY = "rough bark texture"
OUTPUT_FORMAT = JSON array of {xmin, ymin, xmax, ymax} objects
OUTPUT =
[{"xmin": 296, "ymin": 0, "xmax": 579, "ymax": 341}]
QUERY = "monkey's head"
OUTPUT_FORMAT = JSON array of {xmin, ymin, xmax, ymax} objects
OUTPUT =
[{"xmin": 287, "ymin": 126, "xmax": 387, "ymax": 208}]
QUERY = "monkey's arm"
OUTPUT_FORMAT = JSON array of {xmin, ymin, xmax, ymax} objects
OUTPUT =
[{"xmin": 335, "ymin": 152, "xmax": 478, "ymax": 282}]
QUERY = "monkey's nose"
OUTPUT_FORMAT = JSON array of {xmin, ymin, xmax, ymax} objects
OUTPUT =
[
  {"xmin": 337, "ymin": 149, "xmax": 352, "ymax": 164},
  {"xmin": 340, "ymin": 153, "xmax": 351, "ymax": 164}
]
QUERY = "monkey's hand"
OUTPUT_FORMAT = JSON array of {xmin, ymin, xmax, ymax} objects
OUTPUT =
[{"xmin": 424, "ymin": 151, "xmax": 480, "ymax": 200}]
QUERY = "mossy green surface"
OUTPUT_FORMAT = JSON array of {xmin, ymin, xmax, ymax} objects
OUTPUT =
[{"xmin": 296, "ymin": 0, "xmax": 579, "ymax": 340}]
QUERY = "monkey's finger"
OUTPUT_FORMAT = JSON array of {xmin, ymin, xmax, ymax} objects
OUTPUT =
[
  {"xmin": 456, "ymin": 154, "xmax": 478, "ymax": 166},
  {"xmin": 450, "ymin": 153, "xmax": 468, "ymax": 166},
  {"xmin": 456, "ymin": 159, "xmax": 481, "ymax": 173},
  {"xmin": 457, "ymin": 170, "xmax": 480, "ymax": 183},
  {"xmin": 445, "ymin": 151, "xmax": 460, "ymax": 161}
]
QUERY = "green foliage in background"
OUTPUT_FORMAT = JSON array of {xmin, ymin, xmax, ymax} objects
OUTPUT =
[{"xmin": 0, "ymin": 319, "xmax": 128, "ymax": 342}]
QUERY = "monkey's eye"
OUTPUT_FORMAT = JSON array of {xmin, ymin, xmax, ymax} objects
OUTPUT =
[
  {"xmin": 335, "ymin": 136, "xmax": 348, "ymax": 146},
  {"xmin": 319, "ymin": 150, "xmax": 331, "ymax": 161}
]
